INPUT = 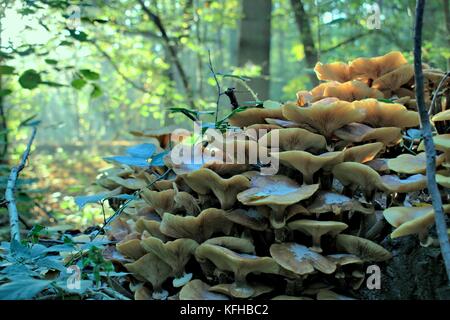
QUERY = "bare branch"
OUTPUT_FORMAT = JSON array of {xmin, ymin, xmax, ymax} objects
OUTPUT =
[
  {"xmin": 5, "ymin": 126, "xmax": 37, "ymax": 242},
  {"xmin": 414, "ymin": 0, "xmax": 450, "ymax": 283},
  {"xmin": 428, "ymin": 71, "xmax": 450, "ymax": 116},
  {"xmin": 322, "ymin": 32, "xmax": 372, "ymax": 53}
]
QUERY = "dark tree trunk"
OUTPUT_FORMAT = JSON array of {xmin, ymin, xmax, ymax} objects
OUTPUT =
[{"xmin": 238, "ymin": 0, "xmax": 272, "ymax": 100}]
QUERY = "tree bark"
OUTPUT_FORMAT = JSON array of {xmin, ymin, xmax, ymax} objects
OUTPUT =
[
  {"xmin": 238, "ymin": 0, "xmax": 272, "ymax": 100},
  {"xmin": 290, "ymin": 0, "xmax": 319, "ymax": 87}
]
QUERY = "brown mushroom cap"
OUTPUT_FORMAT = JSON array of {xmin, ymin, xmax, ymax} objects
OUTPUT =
[
  {"xmin": 436, "ymin": 170, "xmax": 450, "ymax": 188},
  {"xmin": 209, "ymin": 282, "xmax": 273, "ymax": 298},
  {"xmin": 332, "ymin": 162, "xmax": 386, "ymax": 195},
  {"xmin": 432, "ymin": 109, "xmax": 450, "ymax": 122},
  {"xmin": 135, "ymin": 217, "xmax": 169, "ymax": 242},
  {"xmin": 195, "ymin": 243, "xmax": 279, "ymax": 298},
  {"xmin": 274, "ymin": 150, "xmax": 344, "ymax": 184},
  {"xmin": 335, "ymin": 234, "xmax": 392, "ymax": 262},
  {"xmin": 372, "ymin": 64, "xmax": 415, "ymax": 90},
  {"xmin": 387, "ymin": 152, "xmax": 445, "ymax": 174},
  {"xmin": 203, "ymin": 236, "xmax": 255, "ymax": 254},
  {"xmin": 179, "ymin": 279, "xmax": 229, "ymax": 300},
  {"xmin": 326, "ymin": 254, "xmax": 363, "ymax": 267},
  {"xmin": 282, "ymin": 99, "xmax": 366, "ymax": 138},
  {"xmin": 140, "ymin": 237, "xmax": 199, "ymax": 287},
  {"xmin": 314, "ymin": 61, "xmax": 351, "ymax": 82},
  {"xmin": 353, "ymin": 99, "xmax": 419, "ymax": 128},
  {"xmin": 159, "ymin": 208, "xmax": 234, "ymax": 242},
  {"xmin": 116, "ymin": 239, "xmax": 146, "ymax": 260},
  {"xmin": 322, "ymin": 80, "xmax": 384, "ymax": 102},
  {"xmin": 124, "ymin": 252, "xmax": 172, "ymax": 300},
  {"xmin": 141, "ymin": 189, "xmax": 176, "ymax": 217},
  {"xmin": 237, "ymin": 174, "xmax": 319, "ymax": 228},
  {"xmin": 380, "ymin": 174, "xmax": 427, "ymax": 193},
  {"xmin": 383, "ymin": 205, "xmax": 450, "ymax": 245},
  {"xmin": 307, "ymin": 191, "xmax": 374, "ymax": 216},
  {"xmin": 259, "ymin": 128, "xmax": 327, "ymax": 152},
  {"xmin": 334, "ymin": 123, "xmax": 402, "ymax": 147},
  {"xmin": 228, "ymin": 107, "xmax": 284, "ymax": 127},
  {"xmin": 270, "ymin": 243, "xmax": 336, "ymax": 275},
  {"xmin": 287, "ymin": 220, "xmax": 348, "ymax": 253},
  {"xmin": 181, "ymin": 168, "xmax": 250, "ymax": 209},
  {"xmin": 349, "ymin": 51, "xmax": 408, "ymax": 80},
  {"xmin": 224, "ymin": 208, "xmax": 268, "ymax": 231},
  {"xmin": 343, "ymin": 142, "xmax": 384, "ymax": 163}
]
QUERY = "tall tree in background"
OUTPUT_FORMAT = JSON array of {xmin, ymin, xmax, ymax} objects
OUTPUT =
[
  {"xmin": 290, "ymin": 0, "xmax": 319, "ymax": 87},
  {"xmin": 238, "ymin": 0, "xmax": 272, "ymax": 100}
]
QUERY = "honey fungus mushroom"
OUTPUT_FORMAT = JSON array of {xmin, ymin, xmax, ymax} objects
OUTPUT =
[
  {"xmin": 314, "ymin": 61, "xmax": 351, "ymax": 82},
  {"xmin": 333, "ymin": 123, "xmax": 402, "ymax": 147},
  {"xmin": 274, "ymin": 150, "xmax": 344, "ymax": 184},
  {"xmin": 228, "ymin": 107, "xmax": 284, "ymax": 127},
  {"xmin": 307, "ymin": 191, "xmax": 374, "ymax": 216},
  {"xmin": 259, "ymin": 128, "xmax": 327, "ymax": 152},
  {"xmin": 179, "ymin": 280, "xmax": 229, "ymax": 300},
  {"xmin": 195, "ymin": 243, "xmax": 280, "ymax": 298},
  {"xmin": 383, "ymin": 205, "xmax": 450, "ymax": 246},
  {"xmin": 282, "ymin": 98, "xmax": 366, "ymax": 138},
  {"xmin": 236, "ymin": 174, "xmax": 319, "ymax": 228},
  {"xmin": 140, "ymin": 237, "xmax": 199, "ymax": 287},
  {"xmin": 287, "ymin": 220, "xmax": 348, "ymax": 253},
  {"xmin": 159, "ymin": 208, "xmax": 234, "ymax": 242},
  {"xmin": 387, "ymin": 152, "xmax": 445, "ymax": 174},
  {"xmin": 335, "ymin": 234, "xmax": 392, "ymax": 262},
  {"xmin": 180, "ymin": 168, "xmax": 250, "ymax": 210}
]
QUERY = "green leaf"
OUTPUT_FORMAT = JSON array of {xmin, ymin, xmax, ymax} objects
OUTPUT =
[
  {"xmin": 0, "ymin": 65, "xmax": 15, "ymax": 75},
  {"xmin": 0, "ymin": 89, "xmax": 12, "ymax": 97},
  {"xmin": 0, "ymin": 279, "xmax": 52, "ymax": 300},
  {"xmin": 80, "ymin": 69, "xmax": 100, "ymax": 80},
  {"xmin": 59, "ymin": 40, "xmax": 73, "ymax": 46},
  {"xmin": 90, "ymin": 84, "xmax": 102, "ymax": 98},
  {"xmin": 18, "ymin": 69, "xmax": 41, "ymax": 89},
  {"xmin": 69, "ymin": 30, "xmax": 88, "ymax": 42},
  {"xmin": 44, "ymin": 59, "xmax": 58, "ymax": 65},
  {"xmin": 71, "ymin": 78, "xmax": 87, "ymax": 90}
]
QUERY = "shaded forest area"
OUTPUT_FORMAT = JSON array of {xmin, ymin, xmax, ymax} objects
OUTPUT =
[{"xmin": 0, "ymin": 0, "xmax": 449, "ymax": 301}]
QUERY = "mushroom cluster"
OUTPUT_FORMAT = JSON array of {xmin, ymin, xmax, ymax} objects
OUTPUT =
[{"xmin": 93, "ymin": 51, "xmax": 449, "ymax": 300}]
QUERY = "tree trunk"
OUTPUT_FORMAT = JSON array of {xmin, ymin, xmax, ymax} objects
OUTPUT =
[
  {"xmin": 238, "ymin": 0, "xmax": 272, "ymax": 101},
  {"xmin": 444, "ymin": 0, "xmax": 450, "ymax": 69},
  {"xmin": 290, "ymin": 0, "xmax": 319, "ymax": 87}
]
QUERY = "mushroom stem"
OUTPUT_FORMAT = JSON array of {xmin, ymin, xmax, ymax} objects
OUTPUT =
[
  {"xmin": 269, "ymin": 205, "xmax": 288, "ymax": 229},
  {"xmin": 230, "ymin": 272, "xmax": 254, "ymax": 299},
  {"xmin": 418, "ymin": 230, "xmax": 433, "ymax": 247},
  {"xmin": 173, "ymin": 272, "xmax": 193, "ymax": 288},
  {"xmin": 320, "ymin": 171, "xmax": 333, "ymax": 190},
  {"xmin": 310, "ymin": 234, "xmax": 324, "ymax": 253},
  {"xmin": 303, "ymin": 173, "xmax": 315, "ymax": 185},
  {"xmin": 152, "ymin": 288, "xmax": 169, "ymax": 300},
  {"xmin": 274, "ymin": 228, "xmax": 288, "ymax": 243}
]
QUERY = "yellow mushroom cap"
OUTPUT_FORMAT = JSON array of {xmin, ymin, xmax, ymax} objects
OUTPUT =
[
  {"xmin": 307, "ymin": 191, "xmax": 374, "ymax": 215},
  {"xmin": 259, "ymin": 128, "xmax": 327, "ymax": 152},
  {"xmin": 349, "ymin": 51, "xmax": 408, "ymax": 80},
  {"xmin": 314, "ymin": 61, "xmax": 352, "ymax": 82},
  {"xmin": 436, "ymin": 170, "xmax": 450, "ymax": 188},
  {"xmin": 372, "ymin": 64, "xmax": 414, "ymax": 90},
  {"xmin": 387, "ymin": 152, "xmax": 445, "ymax": 174},
  {"xmin": 334, "ymin": 123, "xmax": 402, "ymax": 147},
  {"xmin": 343, "ymin": 142, "xmax": 384, "ymax": 163},
  {"xmin": 322, "ymin": 80, "xmax": 384, "ymax": 102},
  {"xmin": 380, "ymin": 174, "xmax": 427, "ymax": 193},
  {"xmin": 179, "ymin": 279, "xmax": 229, "ymax": 300},
  {"xmin": 228, "ymin": 107, "xmax": 284, "ymax": 127},
  {"xmin": 335, "ymin": 234, "xmax": 392, "ymax": 262},
  {"xmin": 432, "ymin": 109, "xmax": 450, "ymax": 122},
  {"xmin": 332, "ymin": 162, "xmax": 385, "ymax": 193}
]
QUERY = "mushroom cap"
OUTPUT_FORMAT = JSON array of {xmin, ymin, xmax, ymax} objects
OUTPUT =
[
  {"xmin": 343, "ymin": 142, "xmax": 384, "ymax": 163},
  {"xmin": 436, "ymin": 170, "xmax": 450, "ymax": 188},
  {"xmin": 265, "ymin": 117, "xmax": 299, "ymax": 128},
  {"xmin": 365, "ymin": 158, "xmax": 390, "ymax": 173},
  {"xmin": 316, "ymin": 289, "xmax": 356, "ymax": 300},
  {"xmin": 418, "ymin": 134, "xmax": 450, "ymax": 162},
  {"xmin": 181, "ymin": 168, "xmax": 250, "ymax": 209},
  {"xmin": 387, "ymin": 152, "xmax": 445, "ymax": 174},
  {"xmin": 349, "ymin": 51, "xmax": 408, "ymax": 80},
  {"xmin": 352, "ymin": 99, "xmax": 419, "ymax": 128},
  {"xmin": 140, "ymin": 237, "xmax": 198, "ymax": 278},
  {"xmin": 224, "ymin": 208, "xmax": 268, "ymax": 231},
  {"xmin": 116, "ymin": 239, "xmax": 146, "ymax": 260},
  {"xmin": 372, "ymin": 64, "xmax": 415, "ymax": 90},
  {"xmin": 314, "ymin": 61, "xmax": 351, "ymax": 82},
  {"xmin": 335, "ymin": 234, "xmax": 392, "ymax": 262},
  {"xmin": 141, "ymin": 189, "xmax": 176, "ymax": 217},
  {"xmin": 282, "ymin": 99, "xmax": 366, "ymax": 138},
  {"xmin": 179, "ymin": 280, "xmax": 229, "ymax": 300},
  {"xmin": 432, "ymin": 109, "xmax": 450, "ymax": 122},
  {"xmin": 380, "ymin": 174, "xmax": 427, "ymax": 193},
  {"xmin": 288, "ymin": 220, "xmax": 348, "ymax": 238},
  {"xmin": 274, "ymin": 150, "xmax": 344, "ymax": 182},
  {"xmin": 332, "ymin": 162, "xmax": 385, "ymax": 192},
  {"xmin": 326, "ymin": 254, "xmax": 363, "ymax": 266},
  {"xmin": 383, "ymin": 205, "xmax": 450, "ymax": 239},
  {"xmin": 270, "ymin": 243, "xmax": 336, "ymax": 275},
  {"xmin": 307, "ymin": 191, "xmax": 374, "ymax": 215},
  {"xmin": 203, "ymin": 236, "xmax": 255, "ymax": 254},
  {"xmin": 209, "ymin": 282, "xmax": 273, "ymax": 299},
  {"xmin": 124, "ymin": 252, "xmax": 172, "ymax": 293},
  {"xmin": 160, "ymin": 208, "xmax": 234, "ymax": 242},
  {"xmin": 259, "ymin": 128, "xmax": 327, "ymax": 152},
  {"xmin": 135, "ymin": 217, "xmax": 169, "ymax": 242},
  {"xmin": 228, "ymin": 107, "xmax": 284, "ymax": 127},
  {"xmin": 334, "ymin": 123, "xmax": 402, "ymax": 147},
  {"xmin": 322, "ymin": 80, "xmax": 384, "ymax": 102}
]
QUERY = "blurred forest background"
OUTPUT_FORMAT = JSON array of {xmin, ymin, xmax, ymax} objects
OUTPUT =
[{"xmin": 0, "ymin": 0, "xmax": 449, "ymax": 236}]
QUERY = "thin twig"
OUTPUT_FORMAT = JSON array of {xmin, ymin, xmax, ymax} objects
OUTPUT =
[
  {"xmin": 208, "ymin": 50, "xmax": 222, "ymax": 125},
  {"xmin": 414, "ymin": 0, "xmax": 450, "ymax": 283},
  {"xmin": 5, "ymin": 126, "xmax": 37, "ymax": 242},
  {"xmin": 428, "ymin": 71, "xmax": 450, "ymax": 116}
]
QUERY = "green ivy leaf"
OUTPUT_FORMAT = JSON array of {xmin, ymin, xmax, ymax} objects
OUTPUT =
[
  {"xmin": 44, "ymin": 59, "xmax": 58, "ymax": 65},
  {"xmin": 18, "ymin": 69, "xmax": 41, "ymax": 89},
  {"xmin": 90, "ymin": 83, "xmax": 102, "ymax": 98},
  {"xmin": 80, "ymin": 69, "xmax": 100, "ymax": 80},
  {"xmin": 69, "ymin": 30, "xmax": 88, "ymax": 42},
  {"xmin": 71, "ymin": 78, "xmax": 87, "ymax": 90}
]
